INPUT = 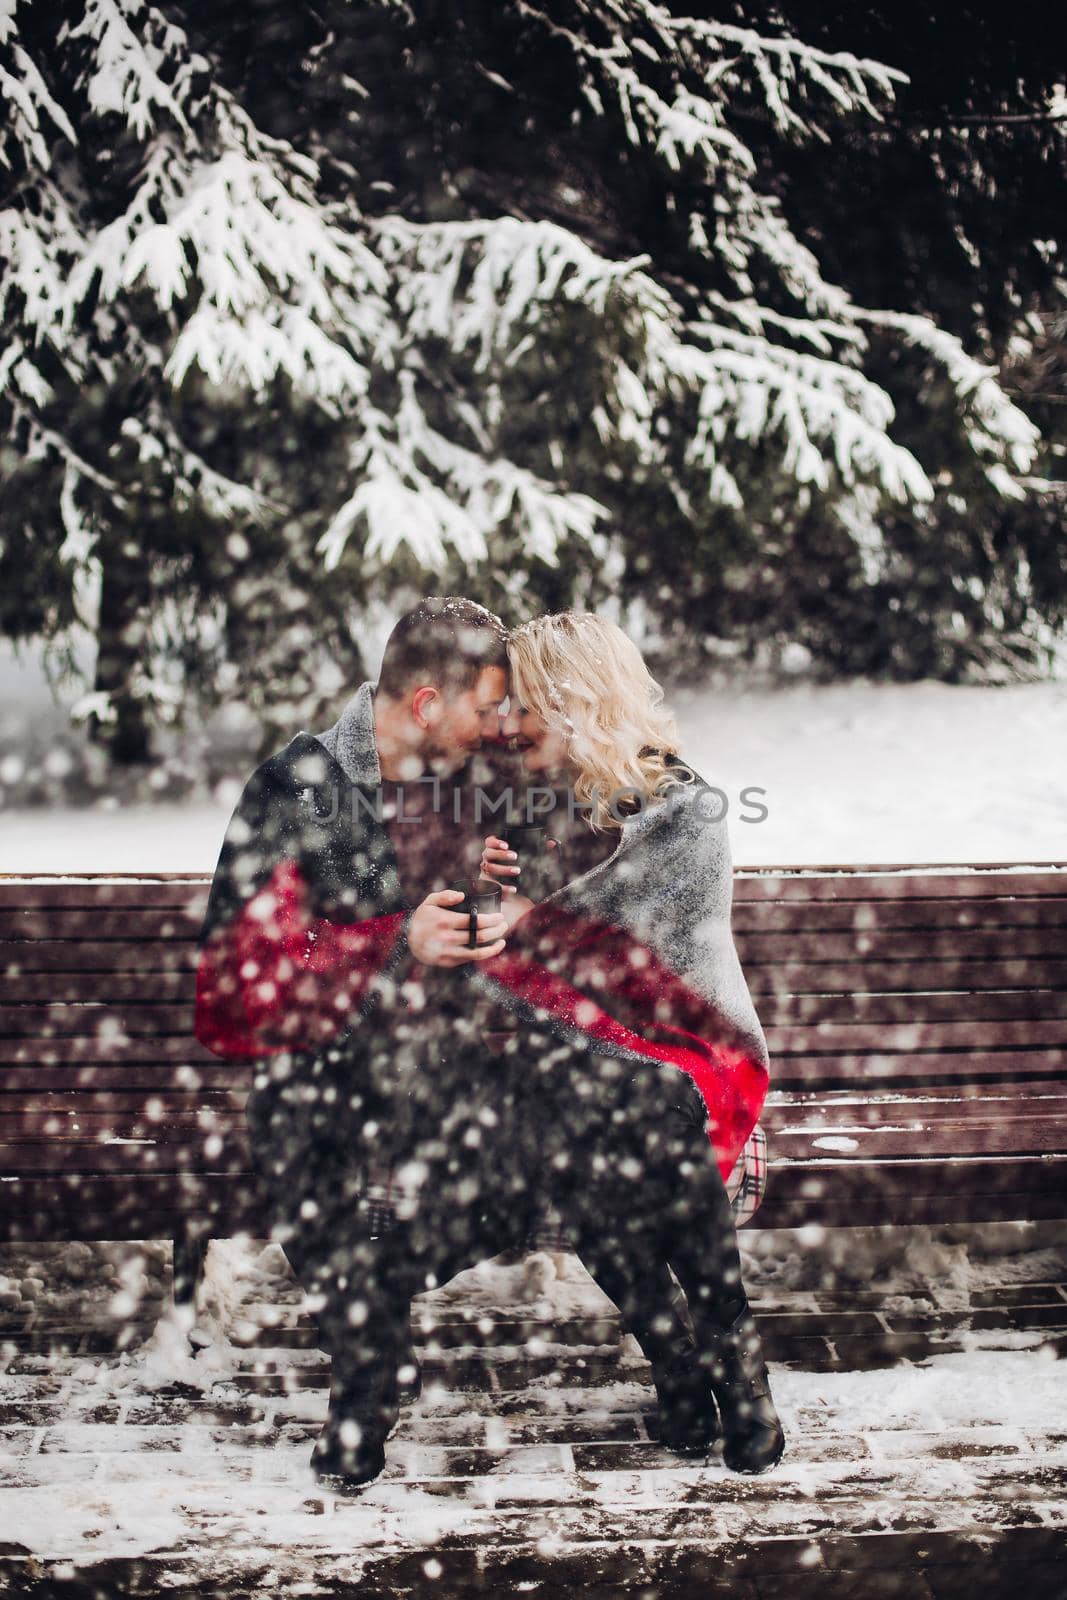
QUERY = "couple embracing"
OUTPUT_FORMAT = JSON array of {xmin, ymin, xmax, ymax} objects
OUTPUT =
[{"xmin": 195, "ymin": 597, "xmax": 785, "ymax": 1490}]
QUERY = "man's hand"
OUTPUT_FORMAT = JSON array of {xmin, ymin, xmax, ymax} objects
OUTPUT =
[{"xmin": 407, "ymin": 889, "xmax": 508, "ymax": 968}]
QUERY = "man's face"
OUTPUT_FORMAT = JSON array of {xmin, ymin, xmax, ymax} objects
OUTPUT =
[{"xmin": 419, "ymin": 665, "xmax": 509, "ymax": 775}]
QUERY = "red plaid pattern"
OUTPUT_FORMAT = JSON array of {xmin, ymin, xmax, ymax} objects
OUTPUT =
[{"xmin": 356, "ymin": 1121, "xmax": 769, "ymax": 1244}]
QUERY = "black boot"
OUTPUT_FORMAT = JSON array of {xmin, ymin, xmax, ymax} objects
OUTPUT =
[
  {"xmin": 633, "ymin": 1299, "xmax": 719, "ymax": 1456},
  {"xmin": 647, "ymin": 1336, "xmax": 720, "ymax": 1456},
  {"xmin": 699, "ymin": 1303, "xmax": 785, "ymax": 1474},
  {"xmin": 311, "ymin": 1354, "xmax": 399, "ymax": 1489}
]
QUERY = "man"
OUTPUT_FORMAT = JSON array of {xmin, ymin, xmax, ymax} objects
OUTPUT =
[{"xmin": 197, "ymin": 597, "xmax": 524, "ymax": 1486}]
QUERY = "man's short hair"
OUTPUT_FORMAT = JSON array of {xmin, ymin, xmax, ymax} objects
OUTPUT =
[{"xmin": 378, "ymin": 597, "xmax": 509, "ymax": 699}]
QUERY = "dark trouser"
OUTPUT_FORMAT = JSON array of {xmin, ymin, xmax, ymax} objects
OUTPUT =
[
  {"xmin": 513, "ymin": 1033, "xmax": 749, "ymax": 1356},
  {"xmin": 245, "ymin": 1028, "xmax": 748, "ymax": 1388}
]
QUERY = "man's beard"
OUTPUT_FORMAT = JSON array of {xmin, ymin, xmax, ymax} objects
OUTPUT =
[{"xmin": 424, "ymin": 735, "xmax": 477, "ymax": 778}]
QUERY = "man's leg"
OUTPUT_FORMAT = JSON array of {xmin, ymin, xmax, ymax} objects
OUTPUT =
[
  {"xmin": 243, "ymin": 1055, "xmax": 420, "ymax": 1482},
  {"xmin": 304, "ymin": 1037, "xmax": 540, "ymax": 1484}
]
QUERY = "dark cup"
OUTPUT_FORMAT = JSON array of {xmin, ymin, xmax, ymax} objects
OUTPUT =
[
  {"xmin": 498, "ymin": 819, "xmax": 548, "ymax": 851},
  {"xmin": 497, "ymin": 819, "xmax": 562, "ymax": 899},
  {"xmin": 449, "ymin": 880, "xmax": 502, "ymax": 949}
]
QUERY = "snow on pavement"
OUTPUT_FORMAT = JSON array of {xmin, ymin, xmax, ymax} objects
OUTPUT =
[
  {"xmin": 1, "ymin": 1344, "xmax": 1063, "ymax": 1571},
  {"xmin": 1, "ymin": 1233, "xmax": 1064, "ymax": 1571}
]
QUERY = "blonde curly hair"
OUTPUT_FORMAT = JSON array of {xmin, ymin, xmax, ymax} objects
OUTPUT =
[{"xmin": 508, "ymin": 613, "xmax": 688, "ymax": 829}]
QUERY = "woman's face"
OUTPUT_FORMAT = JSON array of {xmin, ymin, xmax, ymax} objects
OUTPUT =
[{"xmin": 502, "ymin": 699, "xmax": 571, "ymax": 778}]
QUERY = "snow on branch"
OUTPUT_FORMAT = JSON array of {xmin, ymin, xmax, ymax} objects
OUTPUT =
[
  {"xmin": 378, "ymin": 215, "xmax": 669, "ymax": 372},
  {"xmin": 319, "ymin": 379, "xmax": 605, "ymax": 571},
  {"xmin": 378, "ymin": 211, "xmax": 935, "ymax": 511},
  {"xmin": 856, "ymin": 309, "xmax": 1042, "ymax": 492},
  {"xmin": 63, "ymin": 0, "xmax": 194, "ymax": 140},
  {"xmin": 1, "ymin": 8, "xmax": 77, "ymax": 173},
  {"xmin": 669, "ymin": 14, "xmax": 905, "ymax": 129},
  {"xmin": 673, "ymin": 328, "xmax": 933, "ymax": 503},
  {"xmin": 705, "ymin": 293, "xmax": 866, "ymax": 358},
  {"xmin": 124, "ymin": 408, "xmax": 279, "ymax": 523},
  {"xmin": 522, "ymin": 0, "xmax": 904, "ymax": 181},
  {"xmin": 58, "ymin": 129, "xmax": 387, "ymax": 404}
]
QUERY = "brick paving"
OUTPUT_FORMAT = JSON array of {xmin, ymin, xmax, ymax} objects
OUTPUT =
[{"xmin": 0, "ymin": 1276, "xmax": 1063, "ymax": 1596}]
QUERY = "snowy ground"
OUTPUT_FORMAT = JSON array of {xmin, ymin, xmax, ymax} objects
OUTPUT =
[
  {"xmin": 1, "ymin": 1229, "xmax": 1065, "ymax": 1585},
  {"xmin": 1, "ymin": 662, "xmax": 1065, "ymax": 870}
]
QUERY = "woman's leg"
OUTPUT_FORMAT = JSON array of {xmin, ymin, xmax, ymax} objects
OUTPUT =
[{"xmin": 536, "ymin": 1045, "xmax": 784, "ymax": 1471}]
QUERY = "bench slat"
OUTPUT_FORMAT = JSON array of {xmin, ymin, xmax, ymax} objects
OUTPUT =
[
  {"xmin": 7, "ymin": 868, "xmax": 1064, "ymax": 895},
  {"xmin": 0, "ymin": 974, "xmax": 194, "ymax": 1003},
  {"xmin": 0, "ymin": 1088, "xmax": 245, "ymax": 1110},
  {"xmin": 765, "ymin": 1119, "xmax": 1067, "ymax": 1160},
  {"xmin": 766, "ymin": 1018, "xmax": 1067, "ymax": 1053},
  {"xmin": 5, "ymin": 899, "xmax": 1065, "ymax": 951},
  {"xmin": 10, "ymin": 889, "xmax": 1067, "ymax": 928},
  {"xmin": 747, "ymin": 959, "xmax": 1067, "ymax": 994},
  {"xmin": 0, "ymin": 1005, "xmax": 199, "ymax": 1037},
  {"xmin": 0, "ymin": 1111, "xmax": 245, "ymax": 1137},
  {"xmin": 732, "ymin": 896, "xmax": 1067, "ymax": 931},
  {"xmin": 0, "ymin": 1142, "xmax": 254, "ymax": 1171},
  {"xmin": 761, "ymin": 991, "xmax": 1067, "ymax": 1024},
  {"xmin": 770, "ymin": 1048, "xmax": 1063, "ymax": 1087},
  {"xmin": 3, "ymin": 1157, "xmax": 1064, "ymax": 1240},
  {"xmin": 766, "ymin": 1079, "xmax": 1066, "ymax": 1106},
  {"xmin": 2, "ymin": 1155, "xmax": 1063, "ymax": 1197},
  {"xmin": 10, "ymin": 960, "xmax": 1067, "ymax": 1004},
  {"xmin": 1, "ymin": 942, "xmax": 198, "ymax": 973},
  {"xmin": 0, "ymin": 1036, "xmax": 219, "ymax": 1063},
  {"xmin": 5, "ymin": 1108, "xmax": 1063, "ymax": 1160},
  {"xmin": 2, "ymin": 1036, "xmax": 1063, "ymax": 1078},
  {"xmin": 3, "ymin": 885, "xmax": 1064, "ymax": 940},
  {"xmin": 755, "ymin": 1180, "xmax": 1067, "ymax": 1228},
  {"xmin": 0, "ymin": 881, "xmax": 208, "ymax": 909},
  {"xmin": 736, "ymin": 928, "xmax": 1067, "ymax": 961},
  {"xmin": 3, "ymin": 906, "xmax": 1063, "ymax": 948},
  {"xmin": 0, "ymin": 1064, "xmax": 250, "ymax": 1089},
  {"xmin": 6, "ymin": 1185, "xmax": 1061, "ymax": 1232},
  {"xmin": 3, "ymin": 989, "xmax": 1066, "ymax": 1039},
  {"xmin": 733, "ymin": 871, "xmax": 1067, "ymax": 900},
  {"xmin": 6, "ymin": 1015, "xmax": 1066, "ymax": 1051},
  {"xmin": 0, "ymin": 910, "xmax": 203, "ymax": 939},
  {"xmin": 760, "ymin": 1153, "xmax": 1067, "ymax": 1195},
  {"xmin": 2, "ymin": 1082, "xmax": 1062, "ymax": 1120},
  {"xmin": 2, "ymin": 1081, "xmax": 1059, "ymax": 1115},
  {"xmin": 0, "ymin": 1172, "xmax": 268, "ymax": 1235}
]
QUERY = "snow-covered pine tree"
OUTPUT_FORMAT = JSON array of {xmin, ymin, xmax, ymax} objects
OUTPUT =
[
  {"xmin": 1, "ymin": 0, "xmax": 1059, "ymax": 760},
  {"xmin": 755, "ymin": 0, "xmax": 1067, "ymax": 677},
  {"xmin": 1, "ymin": 0, "xmax": 391, "ymax": 756}
]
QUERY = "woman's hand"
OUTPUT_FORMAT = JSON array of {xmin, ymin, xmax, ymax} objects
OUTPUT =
[{"xmin": 479, "ymin": 836, "xmax": 520, "ymax": 897}]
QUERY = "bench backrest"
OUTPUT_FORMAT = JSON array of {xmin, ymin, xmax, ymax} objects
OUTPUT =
[
  {"xmin": 734, "ymin": 867, "xmax": 1067, "ymax": 1225},
  {"xmin": 1, "ymin": 867, "xmax": 1064, "ymax": 1239}
]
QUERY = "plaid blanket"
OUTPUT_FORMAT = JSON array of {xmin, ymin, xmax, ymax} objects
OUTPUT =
[{"xmin": 197, "ymin": 684, "xmax": 772, "ymax": 1232}]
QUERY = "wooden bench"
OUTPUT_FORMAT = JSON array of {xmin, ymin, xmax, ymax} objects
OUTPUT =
[{"xmin": 2, "ymin": 866, "xmax": 1065, "ymax": 1307}]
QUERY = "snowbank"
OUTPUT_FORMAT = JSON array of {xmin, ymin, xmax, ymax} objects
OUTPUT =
[{"xmin": 0, "ymin": 676, "xmax": 1063, "ymax": 870}]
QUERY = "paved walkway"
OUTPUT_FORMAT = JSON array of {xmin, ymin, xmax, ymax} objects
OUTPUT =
[{"xmin": 0, "ymin": 1274, "xmax": 1064, "ymax": 1596}]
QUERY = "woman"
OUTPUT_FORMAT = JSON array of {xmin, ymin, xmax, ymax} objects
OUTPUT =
[{"xmin": 474, "ymin": 612, "xmax": 785, "ymax": 1475}]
